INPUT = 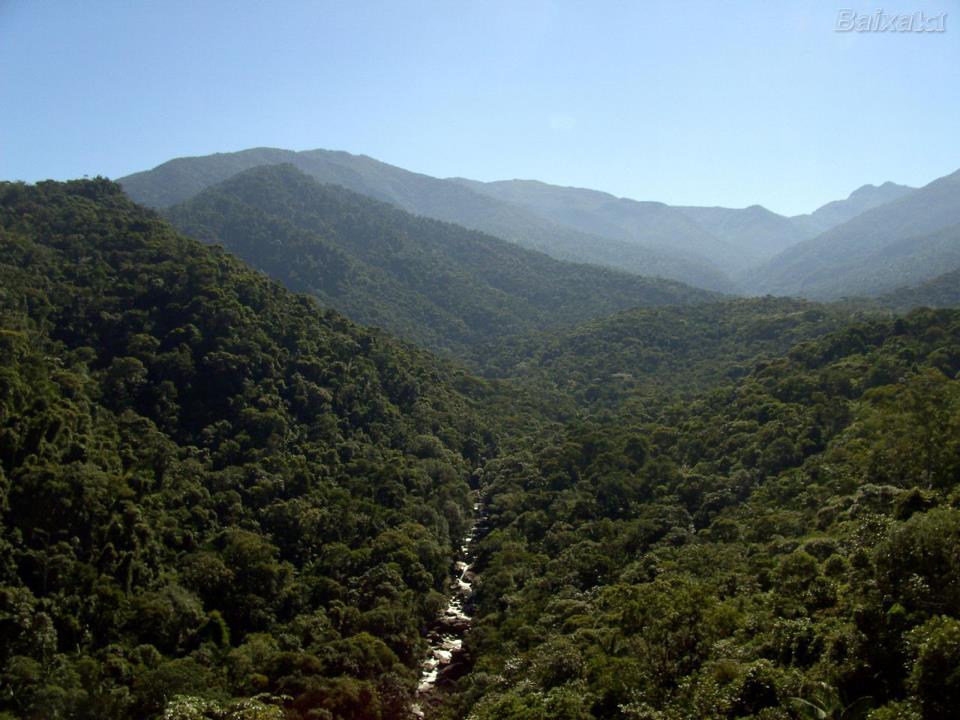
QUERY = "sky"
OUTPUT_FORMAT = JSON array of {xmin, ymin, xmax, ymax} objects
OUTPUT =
[{"xmin": 1, "ymin": 0, "xmax": 958, "ymax": 216}]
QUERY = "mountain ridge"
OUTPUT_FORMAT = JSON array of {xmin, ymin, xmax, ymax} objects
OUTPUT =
[
  {"xmin": 791, "ymin": 180, "xmax": 916, "ymax": 235},
  {"xmin": 748, "ymin": 168, "xmax": 960, "ymax": 298},
  {"xmin": 119, "ymin": 148, "xmax": 954, "ymax": 302},
  {"xmin": 162, "ymin": 163, "xmax": 719, "ymax": 359},
  {"xmin": 120, "ymin": 148, "xmax": 738, "ymax": 293}
]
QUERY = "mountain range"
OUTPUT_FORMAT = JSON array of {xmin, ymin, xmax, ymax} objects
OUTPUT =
[
  {"xmin": 162, "ymin": 164, "xmax": 715, "ymax": 359},
  {"xmin": 120, "ymin": 148, "xmax": 735, "ymax": 293},
  {"xmin": 748, "ymin": 169, "xmax": 960, "ymax": 298},
  {"xmin": 790, "ymin": 180, "xmax": 915, "ymax": 235},
  {"xmin": 120, "ymin": 148, "xmax": 960, "ymax": 305}
]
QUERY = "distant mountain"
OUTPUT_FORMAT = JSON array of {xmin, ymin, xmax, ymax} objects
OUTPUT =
[
  {"xmin": 791, "ymin": 180, "xmax": 915, "ymax": 235},
  {"xmin": 122, "ymin": 148, "xmax": 946, "ymax": 300},
  {"xmin": 456, "ymin": 179, "xmax": 830, "ymax": 275},
  {"xmin": 880, "ymin": 265, "xmax": 960, "ymax": 310},
  {"xmin": 118, "ymin": 147, "xmax": 297, "ymax": 206},
  {"xmin": 452, "ymin": 178, "xmax": 733, "ymax": 262},
  {"xmin": 841, "ymin": 222, "xmax": 960, "ymax": 295},
  {"xmin": 120, "ymin": 149, "xmax": 736, "ymax": 292},
  {"xmin": 747, "ymin": 168, "xmax": 960, "ymax": 299},
  {"xmin": 164, "ymin": 164, "xmax": 717, "ymax": 358},
  {"xmin": 676, "ymin": 204, "xmax": 811, "ymax": 269}
]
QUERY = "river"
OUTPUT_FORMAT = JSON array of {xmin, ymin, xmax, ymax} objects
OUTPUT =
[{"xmin": 411, "ymin": 496, "xmax": 483, "ymax": 718}]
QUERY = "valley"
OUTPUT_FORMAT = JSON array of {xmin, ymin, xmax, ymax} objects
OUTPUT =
[
  {"xmin": 4, "ymin": 4, "xmax": 957, "ymax": 719},
  {"xmin": 2, "ymin": 153, "xmax": 959, "ymax": 720}
]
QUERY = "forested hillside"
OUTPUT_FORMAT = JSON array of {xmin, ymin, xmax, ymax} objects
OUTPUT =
[
  {"xmin": 0, "ymin": 179, "xmax": 496, "ymax": 720},
  {"xmin": 162, "ymin": 164, "xmax": 717, "ymax": 358},
  {"xmin": 446, "ymin": 309, "xmax": 960, "ymax": 720},
  {"xmin": 828, "ymin": 223, "xmax": 960, "ymax": 299},
  {"xmin": 478, "ymin": 298, "xmax": 854, "ymax": 408},
  {"xmin": 749, "ymin": 169, "xmax": 960, "ymax": 299},
  {"xmin": 9, "ymin": 0, "xmax": 960, "ymax": 715},
  {"xmin": 880, "ymin": 267, "xmax": 960, "ymax": 311},
  {"xmin": 119, "ymin": 149, "xmax": 736, "ymax": 293},
  {"xmin": 4, "ymin": 178, "xmax": 960, "ymax": 720}
]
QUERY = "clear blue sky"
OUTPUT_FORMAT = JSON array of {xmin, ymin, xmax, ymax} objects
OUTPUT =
[{"xmin": 1, "ymin": 0, "xmax": 958, "ymax": 215}]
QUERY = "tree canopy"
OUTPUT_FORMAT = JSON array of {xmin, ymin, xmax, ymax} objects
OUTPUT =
[{"xmin": 2, "ymin": 177, "xmax": 960, "ymax": 719}]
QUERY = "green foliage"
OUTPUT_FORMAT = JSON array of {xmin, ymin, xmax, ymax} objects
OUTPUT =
[
  {"xmin": 5, "ymin": 176, "xmax": 960, "ymax": 720},
  {"xmin": 478, "ymin": 297, "xmax": 851, "ymax": 408},
  {"xmin": 439, "ymin": 308, "xmax": 960, "ymax": 720},
  {"xmin": 0, "ymin": 178, "xmax": 492, "ymax": 719},
  {"xmin": 880, "ymin": 266, "xmax": 960, "ymax": 310},
  {"xmin": 905, "ymin": 616, "xmax": 960, "ymax": 719},
  {"xmin": 162, "ymin": 695, "xmax": 285, "ymax": 720}
]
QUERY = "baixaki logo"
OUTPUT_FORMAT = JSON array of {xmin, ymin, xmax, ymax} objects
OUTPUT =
[{"xmin": 835, "ymin": 9, "xmax": 947, "ymax": 32}]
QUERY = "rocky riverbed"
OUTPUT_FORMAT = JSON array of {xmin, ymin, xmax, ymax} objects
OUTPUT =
[{"xmin": 411, "ymin": 498, "xmax": 484, "ymax": 718}]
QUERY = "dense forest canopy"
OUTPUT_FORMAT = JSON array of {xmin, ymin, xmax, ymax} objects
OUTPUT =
[
  {"xmin": 445, "ymin": 309, "xmax": 960, "ymax": 720},
  {"xmin": 878, "ymin": 267, "xmax": 960, "ymax": 312},
  {"xmin": 474, "ymin": 297, "xmax": 863, "ymax": 409},
  {"xmin": 2, "ymin": 178, "xmax": 959, "ymax": 720},
  {"xmin": 0, "ymin": 179, "xmax": 500, "ymax": 719}
]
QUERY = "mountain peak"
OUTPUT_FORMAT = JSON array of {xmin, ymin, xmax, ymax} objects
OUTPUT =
[
  {"xmin": 848, "ymin": 181, "xmax": 900, "ymax": 201},
  {"xmin": 790, "ymin": 179, "xmax": 916, "ymax": 237}
]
